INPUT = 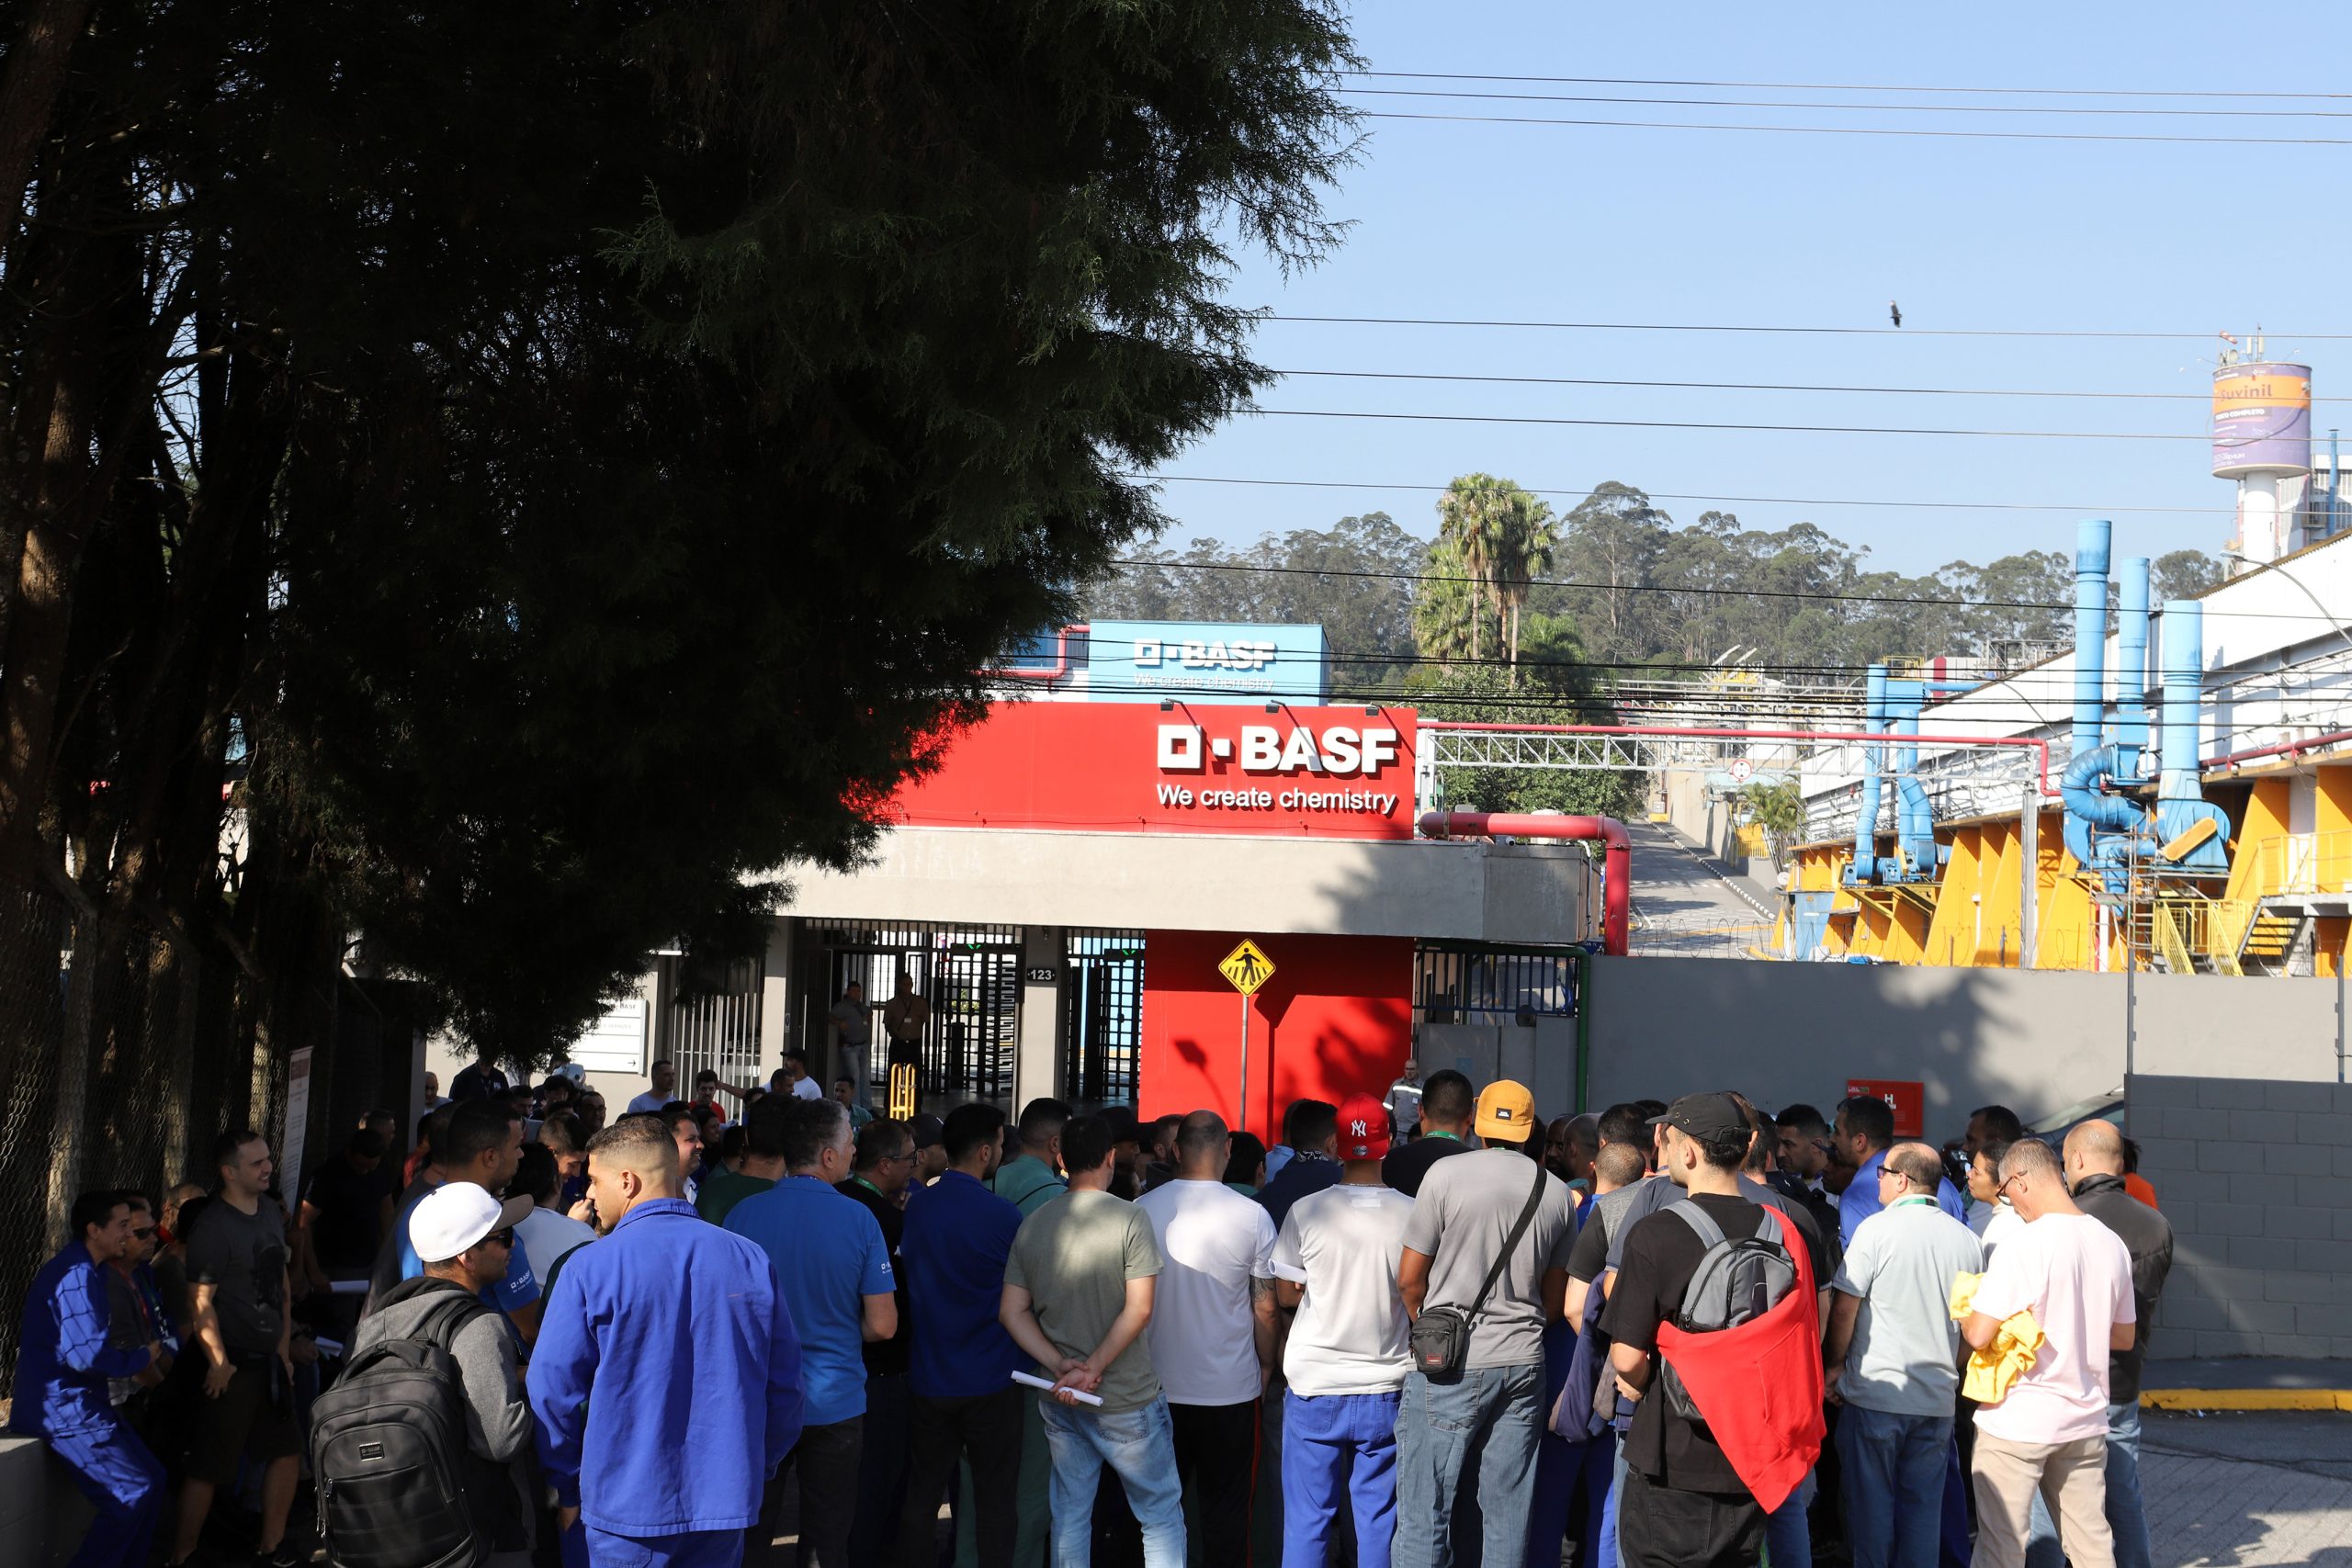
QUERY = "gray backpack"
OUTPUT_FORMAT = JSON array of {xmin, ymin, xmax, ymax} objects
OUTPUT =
[{"xmin": 1658, "ymin": 1201, "xmax": 1799, "ymax": 1420}]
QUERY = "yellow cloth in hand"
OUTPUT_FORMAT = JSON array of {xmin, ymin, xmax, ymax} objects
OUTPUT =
[{"xmin": 1949, "ymin": 1270, "xmax": 2043, "ymax": 1404}]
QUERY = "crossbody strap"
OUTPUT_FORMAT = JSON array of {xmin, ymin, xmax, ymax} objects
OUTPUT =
[{"xmin": 1464, "ymin": 1162, "xmax": 1550, "ymax": 1322}]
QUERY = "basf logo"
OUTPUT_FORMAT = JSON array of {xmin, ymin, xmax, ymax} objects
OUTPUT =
[{"xmin": 1088, "ymin": 621, "xmax": 1329, "ymax": 705}]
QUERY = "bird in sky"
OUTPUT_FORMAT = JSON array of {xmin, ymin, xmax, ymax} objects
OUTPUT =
[{"xmin": 1889, "ymin": 299, "xmax": 1903, "ymax": 328}]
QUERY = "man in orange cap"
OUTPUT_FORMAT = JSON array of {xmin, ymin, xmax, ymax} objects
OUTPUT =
[{"xmin": 1393, "ymin": 1080, "xmax": 1579, "ymax": 1568}]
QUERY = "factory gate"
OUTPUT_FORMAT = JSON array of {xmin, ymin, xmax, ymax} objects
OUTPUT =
[
  {"xmin": 821, "ymin": 922, "xmax": 1022, "ymax": 1107},
  {"xmin": 1063, "ymin": 931, "xmax": 1146, "ymax": 1109}
]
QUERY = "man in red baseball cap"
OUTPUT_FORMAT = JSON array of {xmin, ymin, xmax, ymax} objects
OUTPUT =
[{"xmin": 1267, "ymin": 1092, "xmax": 1414, "ymax": 1568}]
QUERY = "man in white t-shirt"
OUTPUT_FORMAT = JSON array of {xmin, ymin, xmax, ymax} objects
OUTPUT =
[
  {"xmin": 1272, "ymin": 1091, "xmax": 1412, "ymax": 1568},
  {"xmin": 1961, "ymin": 1138, "xmax": 2135, "ymax": 1568},
  {"xmin": 1136, "ymin": 1111, "xmax": 1278, "ymax": 1568},
  {"xmin": 624, "ymin": 1058, "xmax": 677, "ymax": 1115}
]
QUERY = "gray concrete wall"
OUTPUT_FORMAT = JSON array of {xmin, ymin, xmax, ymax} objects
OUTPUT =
[
  {"xmin": 780, "ymin": 826, "xmax": 1594, "ymax": 945},
  {"xmin": 1584, "ymin": 957, "xmax": 2346, "ymax": 1130},
  {"xmin": 2128, "ymin": 1073, "xmax": 2352, "ymax": 1361}
]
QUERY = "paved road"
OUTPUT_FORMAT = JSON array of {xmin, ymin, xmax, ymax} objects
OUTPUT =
[
  {"xmin": 1625, "ymin": 820, "xmax": 1775, "ymax": 958},
  {"xmin": 2142, "ymin": 1410, "xmax": 2352, "ymax": 1564}
]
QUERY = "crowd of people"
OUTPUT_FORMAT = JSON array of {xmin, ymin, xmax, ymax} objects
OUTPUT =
[{"xmin": 11, "ymin": 1048, "xmax": 2173, "ymax": 1568}]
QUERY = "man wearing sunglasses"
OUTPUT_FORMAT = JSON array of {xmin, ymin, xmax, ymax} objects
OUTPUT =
[{"xmin": 356, "ymin": 1182, "xmax": 537, "ymax": 1566}]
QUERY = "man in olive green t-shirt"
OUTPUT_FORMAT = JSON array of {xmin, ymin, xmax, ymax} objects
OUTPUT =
[{"xmin": 1001, "ymin": 1114, "xmax": 1186, "ymax": 1568}]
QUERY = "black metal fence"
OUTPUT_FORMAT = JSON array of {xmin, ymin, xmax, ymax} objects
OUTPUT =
[{"xmin": 0, "ymin": 882, "xmax": 413, "ymax": 1398}]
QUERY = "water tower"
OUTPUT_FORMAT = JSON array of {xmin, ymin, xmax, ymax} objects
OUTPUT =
[{"xmin": 2212, "ymin": 338, "xmax": 2312, "ymax": 569}]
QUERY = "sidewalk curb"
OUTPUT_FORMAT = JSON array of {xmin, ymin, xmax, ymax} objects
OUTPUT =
[{"xmin": 2142, "ymin": 1388, "xmax": 2352, "ymax": 1412}]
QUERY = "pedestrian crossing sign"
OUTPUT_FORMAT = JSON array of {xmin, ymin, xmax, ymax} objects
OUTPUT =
[{"xmin": 1219, "ymin": 940, "xmax": 1275, "ymax": 996}]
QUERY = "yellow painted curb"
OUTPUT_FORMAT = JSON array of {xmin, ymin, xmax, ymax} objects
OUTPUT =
[{"xmin": 2141, "ymin": 1388, "xmax": 2352, "ymax": 1412}]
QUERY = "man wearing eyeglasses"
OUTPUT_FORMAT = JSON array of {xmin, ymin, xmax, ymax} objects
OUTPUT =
[
  {"xmin": 358, "ymin": 1182, "xmax": 537, "ymax": 1566},
  {"xmin": 1960, "ymin": 1139, "xmax": 2135, "ymax": 1568},
  {"xmin": 1821, "ymin": 1144, "xmax": 1984, "ymax": 1568}
]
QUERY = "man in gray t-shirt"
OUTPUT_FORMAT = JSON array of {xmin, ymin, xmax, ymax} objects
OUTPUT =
[
  {"xmin": 1824, "ymin": 1141, "xmax": 1984, "ymax": 1568},
  {"xmin": 1393, "ymin": 1080, "xmax": 1577, "ymax": 1568}
]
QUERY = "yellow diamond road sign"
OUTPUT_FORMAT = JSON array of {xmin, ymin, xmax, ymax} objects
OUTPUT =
[{"xmin": 1219, "ymin": 939, "xmax": 1275, "ymax": 996}]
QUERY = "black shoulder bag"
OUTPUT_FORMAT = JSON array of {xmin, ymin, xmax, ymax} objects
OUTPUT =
[{"xmin": 1408, "ymin": 1162, "xmax": 1548, "ymax": 1379}]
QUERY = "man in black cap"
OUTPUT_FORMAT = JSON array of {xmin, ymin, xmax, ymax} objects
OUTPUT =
[
  {"xmin": 908, "ymin": 1114, "xmax": 949, "ymax": 1189},
  {"xmin": 1600, "ymin": 1094, "xmax": 1825, "ymax": 1568}
]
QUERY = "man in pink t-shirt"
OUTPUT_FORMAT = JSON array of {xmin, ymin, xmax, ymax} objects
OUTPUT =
[{"xmin": 1961, "ymin": 1138, "xmax": 2136, "ymax": 1568}]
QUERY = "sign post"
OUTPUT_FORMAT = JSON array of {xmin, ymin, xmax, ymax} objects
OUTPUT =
[
  {"xmin": 1218, "ymin": 940, "xmax": 1276, "ymax": 1133},
  {"xmin": 280, "ymin": 1047, "xmax": 314, "ymax": 1213}
]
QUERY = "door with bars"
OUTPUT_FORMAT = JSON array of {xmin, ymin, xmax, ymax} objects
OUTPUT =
[{"xmin": 1063, "ymin": 931, "xmax": 1144, "ymax": 1109}]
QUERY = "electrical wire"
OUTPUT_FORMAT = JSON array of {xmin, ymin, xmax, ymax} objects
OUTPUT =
[
  {"xmin": 1357, "ymin": 109, "xmax": 2352, "ymax": 147},
  {"xmin": 1270, "ymin": 367, "xmax": 2331, "ymax": 403},
  {"xmin": 1253, "ymin": 408, "xmax": 2223, "ymax": 442},
  {"xmin": 1340, "ymin": 87, "xmax": 2352, "ymax": 120},
  {"xmin": 1256, "ymin": 313, "xmax": 2341, "ymax": 341},
  {"xmin": 1099, "ymin": 550, "xmax": 2352, "ymax": 624},
  {"xmin": 1345, "ymin": 73, "xmax": 2352, "ymax": 103},
  {"xmin": 1128, "ymin": 472, "xmax": 2240, "ymax": 516}
]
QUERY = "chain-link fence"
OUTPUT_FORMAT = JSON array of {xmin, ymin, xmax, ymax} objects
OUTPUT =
[{"xmin": 0, "ymin": 879, "xmax": 415, "ymax": 1400}]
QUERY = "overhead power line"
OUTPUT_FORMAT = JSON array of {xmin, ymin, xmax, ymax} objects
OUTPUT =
[
  {"xmin": 1102, "ymin": 552, "xmax": 2352, "ymax": 624},
  {"xmin": 1360, "ymin": 109, "xmax": 2352, "ymax": 148},
  {"xmin": 1342, "ymin": 87, "xmax": 2352, "ymax": 120},
  {"xmin": 1271, "ymin": 367, "xmax": 2317, "ymax": 403},
  {"xmin": 1345, "ymin": 73, "xmax": 2352, "ymax": 103},
  {"xmin": 1257, "ymin": 312, "xmax": 2339, "ymax": 342},
  {"xmin": 1253, "ymin": 408, "xmax": 2222, "ymax": 442},
  {"xmin": 1129, "ymin": 472, "xmax": 2240, "ymax": 516}
]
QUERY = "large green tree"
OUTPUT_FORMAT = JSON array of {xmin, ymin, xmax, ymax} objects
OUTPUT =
[{"xmin": 0, "ymin": 0, "xmax": 1361, "ymax": 1064}]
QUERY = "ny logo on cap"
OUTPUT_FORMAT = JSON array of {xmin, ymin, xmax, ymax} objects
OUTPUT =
[{"xmin": 1349, "ymin": 1119, "xmax": 1367, "ymax": 1136}]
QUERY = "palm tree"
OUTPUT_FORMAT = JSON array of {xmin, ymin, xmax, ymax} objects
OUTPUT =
[
  {"xmin": 1494, "ymin": 490, "xmax": 1557, "ymax": 685},
  {"xmin": 1436, "ymin": 473, "xmax": 1512, "ymax": 661}
]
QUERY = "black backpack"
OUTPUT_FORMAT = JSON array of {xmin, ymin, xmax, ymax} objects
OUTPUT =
[
  {"xmin": 1657, "ymin": 1201, "xmax": 1800, "ymax": 1420},
  {"xmin": 311, "ymin": 1288, "xmax": 492, "ymax": 1568}
]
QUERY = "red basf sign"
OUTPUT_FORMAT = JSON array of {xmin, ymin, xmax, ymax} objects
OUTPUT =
[
  {"xmin": 888, "ymin": 702, "xmax": 1419, "ymax": 840},
  {"xmin": 1846, "ymin": 1078, "xmax": 1926, "ymax": 1139}
]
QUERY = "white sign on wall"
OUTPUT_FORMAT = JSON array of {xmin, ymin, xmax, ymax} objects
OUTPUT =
[{"xmin": 571, "ymin": 996, "xmax": 649, "ymax": 1075}]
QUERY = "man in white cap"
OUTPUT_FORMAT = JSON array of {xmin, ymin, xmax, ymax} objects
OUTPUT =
[{"xmin": 349, "ymin": 1183, "xmax": 537, "ymax": 1566}]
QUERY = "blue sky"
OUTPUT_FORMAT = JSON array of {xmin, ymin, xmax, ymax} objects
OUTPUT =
[{"xmin": 1153, "ymin": 0, "xmax": 2352, "ymax": 575}]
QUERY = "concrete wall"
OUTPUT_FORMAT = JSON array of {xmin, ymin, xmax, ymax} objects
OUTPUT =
[
  {"xmin": 780, "ymin": 826, "xmax": 1594, "ymax": 944},
  {"xmin": 0, "ymin": 1439, "xmax": 89, "ymax": 1568},
  {"xmin": 2128, "ymin": 1073, "xmax": 2352, "ymax": 1360},
  {"xmin": 1584, "ymin": 958, "xmax": 2346, "ymax": 1130}
]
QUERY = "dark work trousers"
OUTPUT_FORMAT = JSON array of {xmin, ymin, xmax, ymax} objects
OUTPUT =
[
  {"xmin": 891, "ymin": 1387, "xmax": 1023, "ymax": 1568},
  {"xmin": 1616, "ymin": 1470, "xmax": 1763, "ymax": 1568},
  {"xmin": 752, "ymin": 1416, "xmax": 865, "ymax": 1568},
  {"xmin": 1170, "ymin": 1399, "xmax": 1259, "ymax": 1568},
  {"xmin": 853, "ymin": 1374, "xmax": 911, "ymax": 1568}
]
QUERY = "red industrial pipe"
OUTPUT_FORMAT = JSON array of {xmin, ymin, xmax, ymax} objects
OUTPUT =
[
  {"xmin": 1419, "ymin": 810, "xmax": 1633, "ymax": 957},
  {"xmin": 2206, "ymin": 728, "xmax": 2352, "ymax": 772},
  {"xmin": 1419, "ymin": 721, "xmax": 2059, "ymax": 797}
]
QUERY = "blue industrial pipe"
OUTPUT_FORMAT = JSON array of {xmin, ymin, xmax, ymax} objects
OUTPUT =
[
  {"xmin": 2071, "ymin": 519, "xmax": 2111, "ymax": 759},
  {"xmin": 1849, "ymin": 664, "xmax": 1888, "ymax": 886},
  {"xmin": 2113, "ymin": 557, "xmax": 2151, "ymax": 777},
  {"xmin": 2062, "ymin": 519, "xmax": 2147, "ymax": 895},
  {"xmin": 2154, "ymin": 599, "xmax": 2231, "ymax": 874},
  {"xmin": 1883, "ymin": 678, "xmax": 1943, "ymax": 880}
]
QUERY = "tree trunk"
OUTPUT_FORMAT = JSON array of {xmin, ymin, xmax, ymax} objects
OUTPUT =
[{"xmin": 0, "ymin": 0, "xmax": 94, "ymax": 254}]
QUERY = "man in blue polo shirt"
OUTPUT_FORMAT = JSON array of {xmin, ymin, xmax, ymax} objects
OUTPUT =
[
  {"xmin": 893, "ymin": 1103, "xmax": 1026, "ymax": 1568},
  {"xmin": 728, "ymin": 1097, "xmax": 897, "ymax": 1568},
  {"xmin": 1831, "ymin": 1095, "xmax": 1965, "ymax": 1249},
  {"xmin": 371, "ymin": 1098, "xmax": 541, "ymax": 1339}
]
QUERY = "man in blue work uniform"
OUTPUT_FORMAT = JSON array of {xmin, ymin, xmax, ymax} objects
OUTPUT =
[
  {"xmin": 12, "ymin": 1190, "xmax": 169, "ymax": 1568},
  {"xmin": 1830, "ymin": 1096, "xmax": 1965, "ymax": 1250},
  {"xmin": 528, "ymin": 1116, "xmax": 805, "ymax": 1568}
]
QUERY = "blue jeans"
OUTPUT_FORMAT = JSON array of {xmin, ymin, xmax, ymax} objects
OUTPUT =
[
  {"xmin": 1596, "ymin": 1426, "xmax": 1630, "ymax": 1568},
  {"xmin": 1764, "ymin": 1466, "xmax": 1815, "ymax": 1568},
  {"xmin": 1037, "ymin": 1395, "xmax": 1185, "ymax": 1568},
  {"xmin": 1282, "ymin": 1390, "xmax": 1399, "ymax": 1568},
  {"xmin": 1527, "ymin": 1426, "xmax": 1615, "ymax": 1568},
  {"xmin": 1392, "ymin": 1363, "xmax": 1543, "ymax": 1568},
  {"xmin": 1836, "ymin": 1407, "xmax": 1951, "ymax": 1568},
  {"xmin": 2023, "ymin": 1401, "xmax": 2146, "ymax": 1568}
]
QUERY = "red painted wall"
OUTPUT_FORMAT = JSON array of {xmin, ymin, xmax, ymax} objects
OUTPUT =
[
  {"xmin": 888, "ymin": 702, "xmax": 1419, "ymax": 840},
  {"xmin": 1139, "ymin": 929, "xmax": 1413, "ymax": 1139}
]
